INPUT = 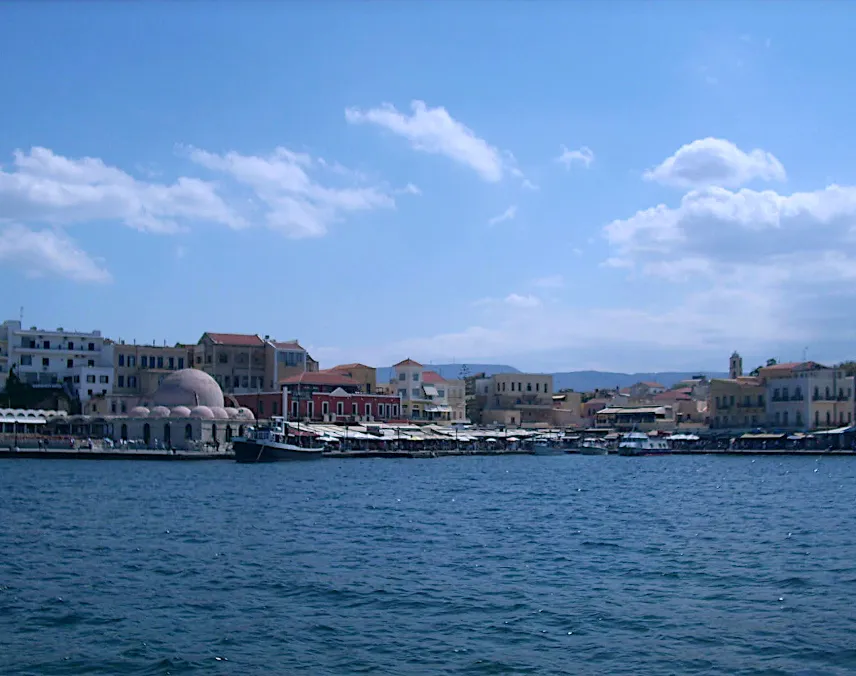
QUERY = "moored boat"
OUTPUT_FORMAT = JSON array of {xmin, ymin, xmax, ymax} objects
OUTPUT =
[
  {"xmin": 233, "ymin": 417, "xmax": 323, "ymax": 463},
  {"xmin": 617, "ymin": 431, "xmax": 671, "ymax": 456},
  {"xmin": 532, "ymin": 439, "xmax": 565, "ymax": 455},
  {"xmin": 578, "ymin": 437, "xmax": 609, "ymax": 455}
]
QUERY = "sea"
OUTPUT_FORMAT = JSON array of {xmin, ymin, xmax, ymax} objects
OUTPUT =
[{"xmin": 2, "ymin": 454, "xmax": 856, "ymax": 675}]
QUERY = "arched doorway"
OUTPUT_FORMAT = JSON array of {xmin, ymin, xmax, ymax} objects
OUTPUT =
[
  {"xmin": 212, "ymin": 423, "xmax": 218, "ymax": 443},
  {"xmin": 238, "ymin": 425, "xmax": 244, "ymax": 437},
  {"xmin": 185, "ymin": 423, "xmax": 193, "ymax": 440},
  {"xmin": 164, "ymin": 423, "xmax": 171, "ymax": 447},
  {"xmin": 143, "ymin": 423, "xmax": 151, "ymax": 446},
  {"xmin": 226, "ymin": 425, "xmax": 232, "ymax": 442},
  {"xmin": 121, "ymin": 423, "xmax": 128, "ymax": 441}
]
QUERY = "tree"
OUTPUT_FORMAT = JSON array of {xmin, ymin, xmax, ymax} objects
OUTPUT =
[{"xmin": 838, "ymin": 361, "xmax": 856, "ymax": 376}]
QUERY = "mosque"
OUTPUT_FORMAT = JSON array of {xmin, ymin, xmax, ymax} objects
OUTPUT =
[{"xmin": 48, "ymin": 369, "xmax": 256, "ymax": 450}]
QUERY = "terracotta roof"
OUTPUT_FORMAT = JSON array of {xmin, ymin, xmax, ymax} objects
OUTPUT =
[
  {"xmin": 422, "ymin": 370, "xmax": 447, "ymax": 384},
  {"xmin": 279, "ymin": 370, "xmax": 358, "ymax": 386},
  {"xmin": 394, "ymin": 358, "xmax": 423, "ymax": 368},
  {"xmin": 639, "ymin": 381, "xmax": 665, "ymax": 388},
  {"xmin": 762, "ymin": 361, "xmax": 825, "ymax": 371},
  {"xmin": 653, "ymin": 390, "xmax": 691, "ymax": 402},
  {"xmin": 204, "ymin": 332, "xmax": 264, "ymax": 347},
  {"xmin": 331, "ymin": 363, "xmax": 373, "ymax": 370},
  {"xmin": 272, "ymin": 340, "xmax": 305, "ymax": 351}
]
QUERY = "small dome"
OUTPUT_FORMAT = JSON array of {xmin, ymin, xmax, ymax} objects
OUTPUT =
[
  {"xmin": 210, "ymin": 406, "xmax": 229, "ymax": 419},
  {"xmin": 225, "ymin": 407, "xmax": 239, "ymax": 418},
  {"xmin": 152, "ymin": 369, "xmax": 225, "ymax": 409},
  {"xmin": 189, "ymin": 405, "xmax": 215, "ymax": 420},
  {"xmin": 128, "ymin": 406, "xmax": 150, "ymax": 418},
  {"xmin": 149, "ymin": 406, "xmax": 171, "ymax": 418},
  {"xmin": 235, "ymin": 407, "xmax": 255, "ymax": 421},
  {"xmin": 170, "ymin": 406, "xmax": 192, "ymax": 418}
]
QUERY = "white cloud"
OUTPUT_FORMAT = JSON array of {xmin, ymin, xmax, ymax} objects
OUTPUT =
[
  {"xmin": 0, "ymin": 223, "xmax": 111, "ymax": 283},
  {"xmin": 556, "ymin": 145, "xmax": 594, "ymax": 169},
  {"xmin": 488, "ymin": 205, "xmax": 517, "ymax": 226},
  {"xmin": 400, "ymin": 182, "xmax": 421, "ymax": 195},
  {"xmin": 644, "ymin": 138, "xmax": 786, "ymax": 189},
  {"xmin": 184, "ymin": 145, "xmax": 400, "ymax": 238},
  {"xmin": 504, "ymin": 293, "xmax": 541, "ymax": 308},
  {"xmin": 0, "ymin": 146, "xmax": 244, "ymax": 233},
  {"xmin": 532, "ymin": 274, "xmax": 564, "ymax": 289},
  {"xmin": 345, "ymin": 100, "xmax": 513, "ymax": 182},
  {"xmin": 521, "ymin": 178, "xmax": 539, "ymax": 191}
]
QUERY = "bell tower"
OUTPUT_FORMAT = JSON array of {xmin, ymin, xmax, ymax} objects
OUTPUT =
[{"xmin": 729, "ymin": 351, "xmax": 743, "ymax": 380}]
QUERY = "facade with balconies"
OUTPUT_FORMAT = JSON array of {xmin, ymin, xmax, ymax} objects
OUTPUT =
[
  {"xmin": 1, "ymin": 320, "xmax": 114, "ymax": 402},
  {"xmin": 708, "ymin": 377, "xmax": 766, "ymax": 429},
  {"xmin": 763, "ymin": 361, "xmax": 854, "ymax": 430}
]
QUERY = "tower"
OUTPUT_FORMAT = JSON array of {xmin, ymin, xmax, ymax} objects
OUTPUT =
[{"xmin": 729, "ymin": 351, "xmax": 743, "ymax": 380}]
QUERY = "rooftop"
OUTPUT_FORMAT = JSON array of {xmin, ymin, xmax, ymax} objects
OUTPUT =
[
  {"xmin": 422, "ymin": 370, "xmax": 446, "ymax": 384},
  {"xmin": 271, "ymin": 340, "xmax": 306, "ymax": 351},
  {"xmin": 331, "ymin": 363, "xmax": 374, "ymax": 370},
  {"xmin": 394, "ymin": 358, "xmax": 423, "ymax": 368},
  {"xmin": 203, "ymin": 332, "xmax": 265, "ymax": 347},
  {"xmin": 280, "ymin": 370, "xmax": 359, "ymax": 387}
]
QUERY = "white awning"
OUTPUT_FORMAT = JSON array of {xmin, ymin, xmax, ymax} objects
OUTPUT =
[
  {"xmin": 0, "ymin": 416, "xmax": 46, "ymax": 424},
  {"xmin": 422, "ymin": 385, "xmax": 439, "ymax": 397}
]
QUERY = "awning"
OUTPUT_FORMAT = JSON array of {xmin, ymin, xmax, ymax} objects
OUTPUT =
[
  {"xmin": 0, "ymin": 416, "xmax": 46, "ymax": 424},
  {"xmin": 740, "ymin": 433, "xmax": 786, "ymax": 440},
  {"xmin": 422, "ymin": 385, "xmax": 439, "ymax": 397},
  {"xmin": 425, "ymin": 405, "xmax": 452, "ymax": 413}
]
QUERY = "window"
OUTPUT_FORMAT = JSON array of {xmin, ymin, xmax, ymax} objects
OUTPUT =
[
  {"xmin": 399, "ymin": 373, "xmax": 406, "ymax": 381},
  {"xmin": 241, "ymin": 376, "xmax": 248, "ymax": 388},
  {"xmin": 336, "ymin": 402, "xmax": 344, "ymax": 415},
  {"xmin": 412, "ymin": 388, "xmax": 420, "ymax": 397},
  {"xmin": 814, "ymin": 387, "xmax": 820, "ymax": 400},
  {"xmin": 157, "ymin": 356, "xmax": 164, "ymax": 369},
  {"xmin": 67, "ymin": 359, "xmax": 73, "ymax": 368},
  {"xmin": 88, "ymin": 360, "xmax": 94, "ymax": 367},
  {"xmin": 438, "ymin": 389, "xmax": 445, "ymax": 398},
  {"xmin": 527, "ymin": 383, "xmax": 532, "ymax": 392},
  {"xmin": 535, "ymin": 383, "xmax": 540, "ymax": 392},
  {"xmin": 121, "ymin": 424, "xmax": 128, "ymax": 440},
  {"xmin": 185, "ymin": 424, "xmax": 193, "ymax": 440},
  {"xmin": 121, "ymin": 401, "xmax": 126, "ymax": 413},
  {"xmin": 128, "ymin": 356, "xmax": 135, "ymax": 367},
  {"xmin": 206, "ymin": 355, "xmax": 212, "ymax": 364},
  {"xmin": 21, "ymin": 355, "xmax": 32, "ymax": 366},
  {"xmin": 168, "ymin": 357, "xmax": 174, "ymax": 369},
  {"xmin": 796, "ymin": 411, "xmax": 802, "ymax": 426},
  {"xmin": 43, "ymin": 340, "xmax": 50, "ymax": 349},
  {"xmin": 218, "ymin": 354, "xmax": 228, "ymax": 364},
  {"xmin": 250, "ymin": 377, "xmax": 258, "ymax": 389},
  {"xmin": 815, "ymin": 411, "xmax": 820, "ymax": 427},
  {"xmin": 365, "ymin": 403, "xmax": 372, "ymax": 417},
  {"xmin": 88, "ymin": 342, "xmax": 95, "ymax": 351},
  {"xmin": 393, "ymin": 405, "xmax": 399, "ymax": 417},
  {"xmin": 42, "ymin": 357, "xmax": 49, "ymax": 367},
  {"xmin": 88, "ymin": 389, "xmax": 93, "ymax": 396},
  {"xmin": 398, "ymin": 388, "xmax": 407, "ymax": 398},
  {"xmin": 307, "ymin": 402, "xmax": 314, "ymax": 418},
  {"xmin": 68, "ymin": 342, "xmax": 74, "ymax": 350},
  {"xmin": 782, "ymin": 387, "xmax": 789, "ymax": 400},
  {"xmin": 826, "ymin": 411, "xmax": 831, "ymax": 425},
  {"xmin": 259, "ymin": 401, "xmax": 265, "ymax": 415},
  {"xmin": 775, "ymin": 412, "xmax": 780, "ymax": 424},
  {"xmin": 234, "ymin": 376, "xmax": 240, "ymax": 388},
  {"xmin": 758, "ymin": 395, "xmax": 764, "ymax": 407},
  {"xmin": 773, "ymin": 388, "xmax": 780, "ymax": 401},
  {"xmin": 729, "ymin": 395, "xmax": 735, "ymax": 407},
  {"xmin": 118, "ymin": 375, "xmax": 124, "ymax": 387},
  {"xmin": 141, "ymin": 356, "xmax": 148, "ymax": 368},
  {"xmin": 85, "ymin": 374, "xmax": 95, "ymax": 383},
  {"xmin": 128, "ymin": 376, "xmax": 137, "ymax": 388},
  {"xmin": 73, "ymin": 375, "xmax": 80, "ymax": 383},
  {"xmin": 272, "ymin": 401, "xmax": 278, "ymax": 415},
  {"xmin": 111, "ymin": 400, "xmax": 116, "ymax": 413},
  {"xmin": 178, "ymin": 358, "xmax": 184, "ymax": 369},
  {"xmin": 291, "ymin": 401, "xmax": 298, "ymax": 418},
  {"xmin": 118, "ymin": 354, "xmax": 125, "ymax": 367},
  {"xmin": 413, "ymin": 372, "xmax": 420, "ymax": 381},
  {"xmin": 322, "ymin": 401, "xmax": 329, "ymax": 415},
  {"xmin": 99, "ymin": 375, "xmax": 109, "ymax": 384},
  {"xmin": 510, "ymin": 382, "xmax": 515, "ymax": 392}
]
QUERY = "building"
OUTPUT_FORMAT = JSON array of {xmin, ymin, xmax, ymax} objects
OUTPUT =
[
  {"xmin": 477, "ymin": 372, "xmax": 554, "ymax": 426},
  {"xmin": 594, "ymin": 405, "xmax": 675, "ymax": 431},
  {"xmin": 194, "ymin": 332, "xmax": 268, "ymax": 394},
  {"xmin": 762, "ymin": 361, "xmax": 854, "ymax": 430},
  {"xmin": 729, "ymin": 352, "xmax": 743, "ymax": 379},
  {"xmin": 551, "ymin": 391, "xmax": 583, "ymax": 427},
  {"xmin": 0, "ymin": 320, "xmax": 114, "ymax": 402},
  {"xmin": 234, "ymin": 387, "xmax": 401, "ymax": 423},
  {"xmin": 708, "ymin": 377, "xmax": 766, "ymax": 429},
  {"xmin": 444, "ymin": 378, "xmax": 467, "ymax": 422},
  {"xmin": 628, "ymin": 381, "xmax": 666, "ymax": 398},
  {"xmin": 106, "ymin": 342, "xmax": 195, "ymax": 415},
  {"xmin": 0, "ymin": 327, "xmax": 9, "ymax": 392},
  {"xmin": 329, "ymin": 363, "xmax": 377, "ymax": 393},
  {"xmin": 265, "ymin": 339, "xmax": 319, "ymax": 390}
]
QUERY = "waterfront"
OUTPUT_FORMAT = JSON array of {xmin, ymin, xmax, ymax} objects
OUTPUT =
[{"xmin": 2, "ymin": 455, "xmax": 856, "ymax": 675}]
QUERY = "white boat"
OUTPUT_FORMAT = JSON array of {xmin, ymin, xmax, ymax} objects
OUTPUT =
[
  {"xmin": 233, "ymin": 417, "xmax": 324, "ymax": 463},
  {"xmin": 617, "ymin": 431, "xmax": 670, "ymax": 456},
  {"xmin": 532, "ymin": 439, "xmax": 565, "ymax": 455},
  {"xmin": 578, "ymin": 437, "xmax": 609, "ymax": 455}
]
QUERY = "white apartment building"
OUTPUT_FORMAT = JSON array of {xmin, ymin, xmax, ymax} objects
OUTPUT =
[
  {"xmin": 763, "ymin": 361, "xmax": 854, "ymax": 430},
  {"xmin": 0, "ymin": 320, "xmax": 114, "ymax": 402}
]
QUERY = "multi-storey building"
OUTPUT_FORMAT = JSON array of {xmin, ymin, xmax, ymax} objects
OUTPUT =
[
  {"xmin": 389, "ymin": 359, "xmax": 460, "ymax": 422},
  {"xmin": 481, "ymin": 372, "xmax": 554, "ymax": 426},
  {"xmin": 329, "ymin": 363, "xmax": 377, "ymax": 393},
  {"xmin": 762, "ymin": 361, "xmax": 854, "ymax": 430},
  {"xmin": 0, "ymin": 320, "xmax": 113, "ymax": 402},
  {"xmin": 0, "ymin": 327, "xmax": 9, "ymax": 392},
  {"xmin": 105, "ymin": 342, "xmax": 195, "ymax": 414},
  {"xmin": 708, "ymin": 377, "xmax": 766, "ymax": 429}
]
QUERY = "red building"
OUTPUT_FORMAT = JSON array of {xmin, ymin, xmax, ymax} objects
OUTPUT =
[{"xmin": 234, "ymin": 386, "xmax": 401, "ymax": 423}]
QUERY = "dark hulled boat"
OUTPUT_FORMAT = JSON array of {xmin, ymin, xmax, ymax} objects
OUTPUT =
[{"xmin": 233, "ymin": 417, "xmax": 323, "ymax": 463}]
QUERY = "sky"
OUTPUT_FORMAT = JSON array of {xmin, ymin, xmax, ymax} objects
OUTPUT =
[{"xmin": 1, "ymin": 1, "xmax": 855, "ymax": 374}]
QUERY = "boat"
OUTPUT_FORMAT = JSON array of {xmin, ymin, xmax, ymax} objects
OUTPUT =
[
  {"xmin": 578, "ymin": 437, "xmax": 609, "ymax": 455},
  {"xmin": 233, "ymin": 417, "xmax": 324, "ymax": 463},
  {"xmin": 617, "ymin": 431, "xmax": 671, "ymax": 456},
  {"xmin": 532, "ymin": 438, "xmax": 565, "ymax": 456}
]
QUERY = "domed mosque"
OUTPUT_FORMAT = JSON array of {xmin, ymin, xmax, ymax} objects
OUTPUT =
[{"xmin": 110, "ymin": 369, "xmax": 254, "ymax": 450}]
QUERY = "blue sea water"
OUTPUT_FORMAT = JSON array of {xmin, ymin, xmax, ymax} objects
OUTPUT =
[{"xmin": 1, "ymin": 455, "xmax": 856, "ymax": 675}]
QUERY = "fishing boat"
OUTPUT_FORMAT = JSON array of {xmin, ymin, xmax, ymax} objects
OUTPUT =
[
  {"xmin": 532, "ymin": 438, "xmax": 565, "ymax": 455},
  {"xmin": 617, "ymin": 431, "xmax": 670, "ymax": 456},
  {"xmin": 578, "ymin": 437, "xmax": 609, "ymax": 455},
  {"xmin": 233, "ymin": 417, "xmax": 324, "ymax": 463}
]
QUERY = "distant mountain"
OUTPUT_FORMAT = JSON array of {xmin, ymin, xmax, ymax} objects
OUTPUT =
[
  {"xmin": 376, "ymin": 363, "xmax": 520, "ymax": 384},
  {"xmin": 551, "ymin": 371, "xmax": 728, "ymax": 392}
]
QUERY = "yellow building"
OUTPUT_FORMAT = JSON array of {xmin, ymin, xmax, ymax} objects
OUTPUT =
[
  {"xmin": 330, "ymin": 363, "xmax": 377, "ymax": 393},
  {"xmin": 708, "ymin": 377, "xmax": 765, "ymax": 429}
]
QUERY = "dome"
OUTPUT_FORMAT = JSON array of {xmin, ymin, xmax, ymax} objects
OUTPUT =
[
  {"xmin": 170, "ymin": 406, "xmax": 192, "ymax": 418},
  {"xmin": 152, "ymin": 369, "xmax": 225, "ymax": 409},
  {"xmin": 149, "ymin": 406, "xmax": 171, "ymax": 418},
  {"xmin": 128, "ymin": 406, "xmax": 150, "ymax": 418},
  {"xmin": 235, "ymin": 407, "xmax": 255, "ymax": 421},
  {"xmin": 224, "ymin": 407, "xmax": 239, "ymax": 418},
  {"xmin": 210, "ymin": 406, "xmax": 229, "ymax": 420},
  {"xmin": 189, "ymin": 405, "xmax": 215, "ymax": 419}
]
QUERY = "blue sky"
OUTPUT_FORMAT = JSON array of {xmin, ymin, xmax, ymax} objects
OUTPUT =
[{"xmin": 1, "ymin": 2, "xmax": 855, "ymax": 373}]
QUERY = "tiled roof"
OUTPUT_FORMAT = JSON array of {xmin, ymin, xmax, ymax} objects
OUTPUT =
[
  {"xmin": 279, "ymin": 370, "xmax": 358, "ymax": 386},
  {"xmin": 422, "ymin": 370, "xmax": 446, "ymax": 384},
  {"xmin": 331, "ymin": 363, "xmax": 373, "ymax": 370},
  {"xmin": 272, "ymin": 340, "xmax": 305, "ymax": 351},
  {"xmin": 394, "ymin": 358, "xmax": 423, "ymax": 368},
  {"xmin": 204, "ymin": 332, "xmax": 264, "ymax": 347},
  {"xmin": 640, "ymin": 381, "xmax": 665, "ymax": 388},
  {"xmin": 653, "ymin": 390, "xmax": 691, "ymax": 402}
]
